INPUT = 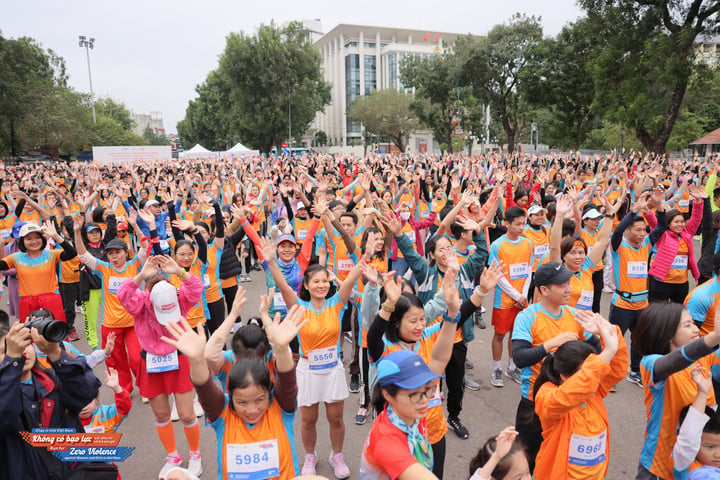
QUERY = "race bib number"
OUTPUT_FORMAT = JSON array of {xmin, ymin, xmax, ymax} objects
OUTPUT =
[
  {"xmin": 428, "ymin": 385, "xmax": 441, "ymax": 408},
  {"xmin": 577, "ymin": 290, "xmax": 593, "ymax": 310},
  {"xmin": 308, "ymin": 346, "xmax": 337, "ymax": 371},
  {"xmin": 227, "ymin": 439, "xmax": 280, "ymax": 480},
  {"xmin": 273, "ymin": 292, "xmax": 286, "ymax": 310},
  {"xmin": 146, "ymin": 350, "xmax": 179, "ymax": 373},
  {"xmin": 159, "ymin": 239, "xmax": 170, "ymax": 251},
  {"xmin": 420, "ymin": 210, "xmax": 430, "ymax": 219},
  {"xmin": 568, "ymin": 430, "xmax": 607, "ymax": 467},
  {"xmin": 509, "ymin": 263, "xmax": 530, "ymax": 280},
  {"xmin": 337, "ymin": 259, "xmax": 354, "ymax": 273},
  {"xmin": 678, "ymin": 199, "xmax": 690, "ymax": 208},
  {"xmin": 84, "ymin": 425, "xmax": 105, "ymax": 434},
  {"xmin": 108, "ymin": 276, "xmax": 124, "ymax": 294},
  {"xmin": 534, "ymin": 244, "xmax": 549, "ymax": 258},
  {"xmin": 627, "ymin": 261, "xmax": 647, "ymax": 279},
  {"xmin": 203, "ymin": 274, "xmax": 211, "ymax": 288},
  {"xmin": 297, "ymin": 229, "xmax": 308, "ymax": 241},
  {"xmin": 405, "ymin": 231, "xmax": 416, "ymax": 243},
  {"xmin": 0, "ymin": 228, "xmax": 12, "ymax": 240},
  {"xmin": 671, "ymin": 255, "xmax": 688, "ymax": 270}
]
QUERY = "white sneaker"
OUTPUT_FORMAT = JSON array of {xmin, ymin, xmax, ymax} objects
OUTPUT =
[
  {"xmin": 158, "ymin": 451, "xmax": 183, "ymax": 479},
  {"xmin": 170, "ymin": 396, "xmax": 179, "ymax": 422},
  {"xmin": 194, "ymin": 394, "xmax": 204, "ymax": 417},
  {"xmin": 142, "ymin": 396, "xmax": 149, "ymax": 404},
  {"xmin": 188, "ymin": 450, "xmax": 202, "ymax": 477}
]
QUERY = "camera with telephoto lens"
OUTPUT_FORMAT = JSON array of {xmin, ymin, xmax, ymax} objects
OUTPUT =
[{"xmin": 25, "ymin": 309, "xmax": 68, "ymax": 343}]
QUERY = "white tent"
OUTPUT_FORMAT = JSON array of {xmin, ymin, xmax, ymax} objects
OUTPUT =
[
  {"xmin": 227, "ymin": 143, "xmax": 252, "ymax": 152},
  {"xmin": 180, "ymin": 144, "xmax": 218, "ymax": 160},
  {"xmin": 223, "ymin": 142, "xmax": 259, "ymax": 159}
]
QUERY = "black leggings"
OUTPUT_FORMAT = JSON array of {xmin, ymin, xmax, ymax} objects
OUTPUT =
[
  {"xmin": 359, "ymin": 347, "xmax": 370, "ymax": 408},
  {"xmin": 446, "ymin": 342, "xmax": 466, "ymax": 418},
  {"xmin": 431, "ymin": 436, "xmax": 446, "ymax": 479},
  {"xmin": 205, "ymin": 299, "xmax": 226, "ymax": 335},
  {"xmin": 648, "ymin": 277, "xmax": 688, "ymax": 304},
  {"xmin": 515, "ymin": 397, "xmax": 542, "ymax": 473},
  {"xmin": 609, "ymin": 304, "xmax": 643, "ymax": 372},
  {"xmin": 591, "ymin": 270, "xmax": 603, "ymax": 313},
  {"xmin": 222, "ymin": 284, "xmax": 238, "ymax": 312}
]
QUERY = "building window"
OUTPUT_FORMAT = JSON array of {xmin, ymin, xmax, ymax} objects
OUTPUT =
[
  {"xmin": 364, "ymin": 42, "xmax": 376, "ymax": 48},
  {"xmin": 364, "ymin": 55, "xmax": 376, "ymax": 96},
  {"xmin": 389, "ymin": 53, "xmax": 398, "ymax": 89},
  {"xmin": 345, "ymin": 41, "xmax": 359, "ymax": 48},
  {"xmin": 345, "ymin": 54, "xmax": 361, "ymax": 134}
]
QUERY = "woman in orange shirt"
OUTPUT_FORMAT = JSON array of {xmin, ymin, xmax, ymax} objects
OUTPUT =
[{"xmin": 533, "ymin": 312, "xmax": 627, "ymax": 479}]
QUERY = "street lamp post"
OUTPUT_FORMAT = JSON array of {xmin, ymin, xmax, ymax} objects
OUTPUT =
[
  {"xmin": 288, "ymin": 87, "xmax": 292, "ymax": 152},
  {"xmin": 78, "ymin": 35, "xmax": 96, "ymax": 124}
]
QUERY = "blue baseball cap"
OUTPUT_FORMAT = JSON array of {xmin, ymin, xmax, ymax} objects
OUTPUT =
[
  {"xmin": 377, "ymin": 350, "xmax": 443, "ymax": 389},
  {"xmin": 276, "ymin": 234, "xmax": 296, "ymax": 246},
  {"xmin": 688, "ymin": 466, "xmax": 720, "ymax": 480},
  {"xmin": 85, "ymin": 224, "xmax": 101, "ymax": 233}
]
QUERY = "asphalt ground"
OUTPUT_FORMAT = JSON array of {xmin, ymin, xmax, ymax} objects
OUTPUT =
[{"xmin": 44, "ymin": 266, "xmax": 655, "ymax": 480}]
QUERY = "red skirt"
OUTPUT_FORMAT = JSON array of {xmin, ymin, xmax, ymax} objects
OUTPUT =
[{"xmin": 137, "ymin": 353, "xmax": 194, "ymax": 398}]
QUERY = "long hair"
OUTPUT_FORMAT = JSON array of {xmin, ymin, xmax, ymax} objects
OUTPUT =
[{"xmin": 634, "ymin": 302, "xmax": 685, "ymax": 356}]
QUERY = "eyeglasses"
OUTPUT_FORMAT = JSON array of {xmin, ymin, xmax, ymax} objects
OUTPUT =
[{"xmin": 405, "ymin": 384, "xmax": 437, "ymax": 404}]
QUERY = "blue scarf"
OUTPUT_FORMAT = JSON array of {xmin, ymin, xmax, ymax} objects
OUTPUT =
[
  {"xmin": 386, "ymin": 405, "xmax": 433, "ymax": 470},
  {"xmin": 277, "ymin": 258, "xmax": 302, "ymax": 294}
]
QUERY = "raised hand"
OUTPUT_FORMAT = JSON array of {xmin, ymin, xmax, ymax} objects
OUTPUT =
[
  {"xmin": 478, "ymin": 261, "xmax": 504, "ymax": 294},
  {"xmin": 103, "ymin": 332, "xmax": 117, "ymax": 357},
  {"xmin": 140, "ymin": 255, "xmax": 161, "ymax": 279},
  {"xmin": 444, "ymin": 248, "xmax": 460, "ymax": 274},
  {"xmin": 157, "ymin": 255, "xmax": 183, "ymax": 276},
  {"xmin": 104, "ymin": 367, "xmax": 122, "ymax": 392},
  {"xmin": 259, "ymin": 287, "xmax": 274, "ymax": 324},
  {"xmin": 312, "ymin": 196, "xmax": 329, "ymax": 217},
  {"xmin": 230, "ymin": 286, "xmax": 247, "ymax": 319},
  {"xmin": 456, "ymin": 214, "xmax": 480, "ymax": 234},
  {"xmin": 359, "ymin": 261, "xmax": 380, "ymax": 286},
  {"xmin": 493, "ymin": 427, "xmax": 519, "ymax": 460},
  {"xmin": 380, "ymin": 211, "xmax": 402, "ymax": 235},
  {"xmin": 691, "ymin": 364, "xmax": 712, "ymax": 396},
  {"xmin": 265, "ymin": 305, "xmax": 308, "ymax": 350},
  {"xmin": 72, "ymin": 213, "xmax": 85, "ymax": 231},
  {"xmin": 137, "ymin": 208, "xmax": 155, "ymax": 224},
  {"xmin": 230, "ymin": 204, "xmax": 247, "ymax": 221},
  {"xmin": 127, "ymin": 208, "xmax": 138, "ymax": 226},
  {"xmin": 259, "ymin": 236, "xmax": 276, "ymax": 263},
  {"xmin": 382, "ymin": 271, "xmax": 402, "ymax": 305},
  {"xmin": 161, "ymin": 317, "xmax": 206, "ymax": 361},
  {"xmin": 172, "ymin": 218, "xmax": 195, "ymax": 232}
]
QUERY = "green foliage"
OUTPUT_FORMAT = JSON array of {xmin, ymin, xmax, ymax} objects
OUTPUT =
[
  {"xmin": 177, "ymin": 70, "xmax": 232, "ymax": 151},
  {"xmin": 348, "ymin": 89, "xmax": 419, "ymax": 151},
  {"xmin": 211, "ymin": 21, "xmax": 331, "ymax": 153},
  {"xmin": 142, "ymin": 125, "xmax": 170, "ymax": 146},
  {"xmin": 579, "ymin": 0, "xmax": 720, "ymax": 153},
  {"xmin": 400, "ymin": 52, "xmax": 462, "ymax": 152},
  {"xmin": 313, "ymin": 130, "xmax": 328, "ymax": 146},
  {"xmin": 521, "ymin": 19, "xmax": 598, "ymax": 149},
  {"xmin": 457, "ymin": 13, "xmax": 543, "ymax": 153}
]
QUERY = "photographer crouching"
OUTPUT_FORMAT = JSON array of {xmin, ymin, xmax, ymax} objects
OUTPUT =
[{"xmin": 0, "ymin": 309, "xmax": 101, "ymax": 479}]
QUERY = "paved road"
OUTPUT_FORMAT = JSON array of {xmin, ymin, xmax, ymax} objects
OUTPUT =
[{"xmin": 60, "ymin": 267, "xmax": 652, "ymax": 480}]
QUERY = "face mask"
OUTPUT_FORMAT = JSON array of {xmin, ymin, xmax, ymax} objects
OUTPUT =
[{"xmin": 400, "ymin": 212, "xmax": 411, "ymax": 220}]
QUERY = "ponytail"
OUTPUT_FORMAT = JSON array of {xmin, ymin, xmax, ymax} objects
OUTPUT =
[{"xmin": 532, "ymin": 340, "xmax": 596, "ymax": 401}]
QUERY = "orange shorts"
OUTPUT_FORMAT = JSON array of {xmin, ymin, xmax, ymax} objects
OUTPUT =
[{"xmin": 492, "ymin": 307, "xmax": 521, "ymax": 335}]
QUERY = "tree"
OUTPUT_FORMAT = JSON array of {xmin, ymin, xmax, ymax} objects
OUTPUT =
[
  {"xmin": 313, "ymin": 130, "xmax": 328, "ymax": 146},
  {"xmin": 142, "ymin": 125, "xmax": 170, "ymax": 146},
  {"xmin": 348, "ymin": 90, "xmax": 419, "ymax": 152},
  {"xmin": 177, "ymin": 70, "xmax": 233, "ymax": 151},
  {"xmin": 521, "ymin": 19, "xmax": 598, "ymax": 149},
  {"xmin": 457, "ymin": 13, "xmax": 543, "ymax": 153},
  {"xmin": 216, "ymin": 22, "xmax": 331, "ymax": 153},
  {"xmin": 95, "ymin": 97, "xmax": 135, "ymax": 132},
  {"xmin": 0, "ymin": 35, "xmax": 55, "ymax": 155},
  {"xmin": 401, "ymin": 52, "xmax": 463, "ymax": 153},
  {"xmin": 580, "ymin": 0, "xmax": 720, "ymax": 153}
]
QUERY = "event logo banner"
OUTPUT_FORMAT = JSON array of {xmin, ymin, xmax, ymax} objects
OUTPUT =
[{"xmin": 20, "ymin": 427, "xmax": 135, "ymax": 462}]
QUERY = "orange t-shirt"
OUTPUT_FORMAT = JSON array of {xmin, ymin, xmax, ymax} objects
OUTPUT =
[{"xmin": 3, "ymin": 249, "xmax": 63, "ymax": 296}]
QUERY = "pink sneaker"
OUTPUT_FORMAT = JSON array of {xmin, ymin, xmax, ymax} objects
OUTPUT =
[
  {"xmin": 328, "ymin": 451, "xmax": 350, "ymax": 479},
  {"xmin": 158, "ymin": 451, "xmax": 182, "ymax": 479},
  {"xmin": 302, "ymin": 453, "xmax": 318, "ymax": 475}
]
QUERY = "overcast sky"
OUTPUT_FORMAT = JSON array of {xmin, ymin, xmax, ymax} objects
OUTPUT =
[{"xmin": 1, "ymin": 0, "xmax": 583, "ymax": 134}]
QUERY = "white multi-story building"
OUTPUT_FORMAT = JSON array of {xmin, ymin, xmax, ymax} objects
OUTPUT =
[
  {"xmin": 311, "ymin": 24, "xmax": 470, "ymax": 151},
  {"xmin": 695, "ymin": 36, "xmax": 720, "ymax": 66}
]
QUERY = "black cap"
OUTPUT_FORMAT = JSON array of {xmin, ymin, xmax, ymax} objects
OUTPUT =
[
  {"xmin": 105, "ymin": 238, "xmax": 129, "ymax": 251},
  {"xmin": 535, "ymin": 261, "xmax": 573, "ymax": 287}
]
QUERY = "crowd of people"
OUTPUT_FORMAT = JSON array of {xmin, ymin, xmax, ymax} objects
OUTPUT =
[{"xmin": 1, "ymin": 150, "xmax": 720, "ymax": 479}]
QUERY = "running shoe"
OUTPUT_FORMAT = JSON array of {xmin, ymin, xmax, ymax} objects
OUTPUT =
[
  {"xmin": 474, "ymin": 310, "xmax": 486, "ymax": 329},
  {"xmin": 355, "ymin": 406, "xmax": 368, "ymax": 425},
  {"xmin": 491, "ymin": 368, "xmax": 504, "ymax": 388},
  {"xmin": 328, "ymin": 451, "xmax": 350, "ymax": 479},
  {"xmin": 67, "ymin": 328, "xmax": 79, "ymax": 342},
  {"xmin": 464, "ymin": 375, "xmax": 481, "ymax": 391},
  {"xmin": 188, "ymin": 450, "xmax": 202, "ymax": 477},
  {"xmin": 626, "ymin": 371, "xmax": 643, "ymax": 387},
  {"xmin": 465, "ymin": 358, "xmax": 474, "ymax": 369},
  {"xmin": 447, "ymin": 416, "xmax": 469, "ymax": 439},
  {"xmin": 349, "ymin": 375, "xmax": 360, "ymax": 393},
  {"xmin": 505, "ymin": 367, "xmax": 522, "ymax": 385},
  {"xmin": 610, "ymin": 384, "xmax": 617, "ymax": 393},
  {"xmin": 301, "ymin": 453, "xmax": 318, "ymax": 475},
  {"xmin": 158, "ymin": 451, "xmax": 182, "ymax": 479}
]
